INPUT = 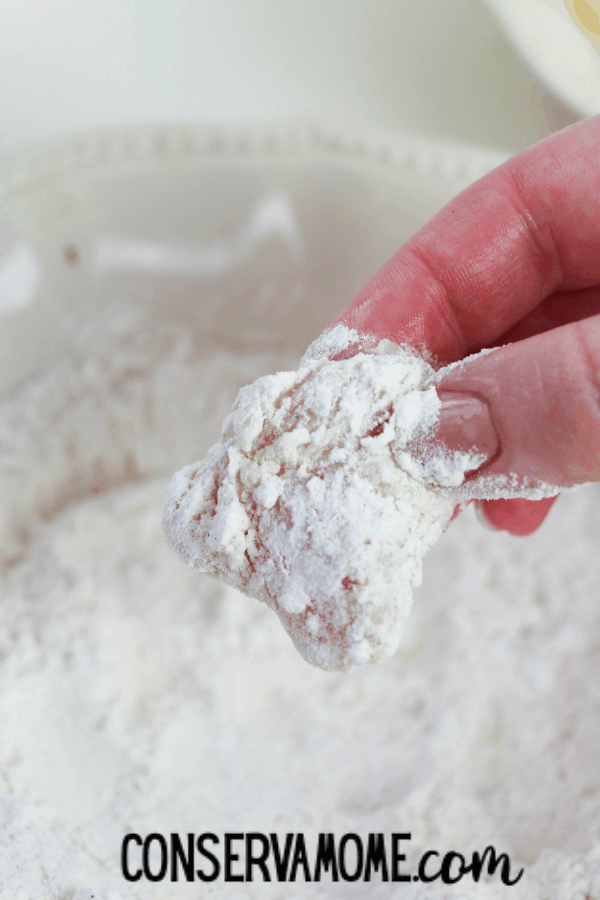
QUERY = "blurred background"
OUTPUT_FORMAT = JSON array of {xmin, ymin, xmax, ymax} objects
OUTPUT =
[{"xmin": 1, "ymin": 0, "xmax": 594, "ymax": 160}]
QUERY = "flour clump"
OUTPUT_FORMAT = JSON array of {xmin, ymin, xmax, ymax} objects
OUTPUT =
[{"xmin": 163, "ymin": 328, "xmax": 458, "ymax": 671}]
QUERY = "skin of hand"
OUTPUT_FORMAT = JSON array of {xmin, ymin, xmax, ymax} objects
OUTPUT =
[{"xmin": 329, "ymin": 115, "xmax": 600, "ymax": 535}]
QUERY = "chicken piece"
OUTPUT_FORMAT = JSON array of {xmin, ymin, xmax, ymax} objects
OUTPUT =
[{"xmin": 163, "ymin": 332, "xmax": 457, "ymax": 671}]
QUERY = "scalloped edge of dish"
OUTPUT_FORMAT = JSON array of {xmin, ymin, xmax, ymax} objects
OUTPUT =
[{"xmin": 0, "ymin": 120, "xmax": 509, "ymax": 201}]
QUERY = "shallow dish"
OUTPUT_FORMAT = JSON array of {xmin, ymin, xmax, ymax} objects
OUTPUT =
[{"xmin": 4, "ymin": 123, "xmax": 600, "ymax": 898}]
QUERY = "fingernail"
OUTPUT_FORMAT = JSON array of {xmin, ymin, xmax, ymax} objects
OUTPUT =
[{"xmin": 436, "ymin": 391, "xmax": 499, "ymax": 471}]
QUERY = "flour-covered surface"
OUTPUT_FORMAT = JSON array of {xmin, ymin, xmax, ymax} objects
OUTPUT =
[
  {"xmin": 0, "ymin": 304, "xmax": 295, "ymax": 569},
  {"xmin": 4, "ymin": 479, "xmax": 600, "ymax": 898},
  {"xmin": 3, "ymin": 309, "xmax": 600, "ymax": 898},
  {"xmin": 163, "ymin": 339, "xmax": 457, "ymax": 671}
]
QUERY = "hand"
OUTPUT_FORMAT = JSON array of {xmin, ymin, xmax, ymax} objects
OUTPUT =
[{"xmin": 330, "ymin": 116, "xmax": 600, "ymax": 535}]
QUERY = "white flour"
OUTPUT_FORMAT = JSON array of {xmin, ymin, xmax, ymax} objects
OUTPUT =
[{"xmin": 2, "ymin": 306, "xmax": 600, "ymax": 898}]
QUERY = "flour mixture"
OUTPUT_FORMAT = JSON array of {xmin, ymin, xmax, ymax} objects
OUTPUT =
[{"xmin": 2, "ymin": 304, "xmax": 600, "ymax": 899}]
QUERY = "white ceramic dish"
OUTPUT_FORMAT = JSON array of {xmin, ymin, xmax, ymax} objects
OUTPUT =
[
  {"xmin": 4, "ymin": 123, "xmax": 600, "ymax": 897},
  {"xmin": 0, "ymin": 121, "xmax": 507, "ymax": 403},
  {"xmin": 482, "ymin": 0, "xmax": 600, "ymax": 118}
]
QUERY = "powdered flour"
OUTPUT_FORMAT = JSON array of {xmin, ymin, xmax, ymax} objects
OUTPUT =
[{"xmin": 2, "ymin": 306, "xmax": 600, "ymax": 898}]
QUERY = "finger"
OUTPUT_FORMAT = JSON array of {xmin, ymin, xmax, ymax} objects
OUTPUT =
[
  {"xmin": 490, "ymin": 284, "xmax": 600, "ymax": 346},
  {"xmin": 476, "ymin": 285, "xmax": 600, "ymax": 535},
  {"xmin": 333, "ymin": 116, "xmax": 600, "ymax": 364},
  {"xmin": 435, "ymin": 313, "xmax": 600, "ymax": 492},
  {"xmin": 477, "ymin": 497, "xmax": 558, "ymax": 536}
]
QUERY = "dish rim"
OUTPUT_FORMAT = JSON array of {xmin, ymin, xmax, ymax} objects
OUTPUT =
[{"xmin": 0, "ymin": 119, "xmax": 510, "ymax": 202}]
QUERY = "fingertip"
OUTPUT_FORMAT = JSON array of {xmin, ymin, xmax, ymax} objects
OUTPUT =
[{"xmin": 476, "ymin": 497, "xmax": 558, "ymax": 536}]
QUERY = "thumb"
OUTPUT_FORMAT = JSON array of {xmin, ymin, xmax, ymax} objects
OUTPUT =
[{"xmin": 431, "ymin": 314, "xmax": 600, "ymax": 498}]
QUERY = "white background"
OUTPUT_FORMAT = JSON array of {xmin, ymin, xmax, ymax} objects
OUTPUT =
[{"xmin": 0, "ymin": 0, "xmax": 579, "ymax": 158}]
